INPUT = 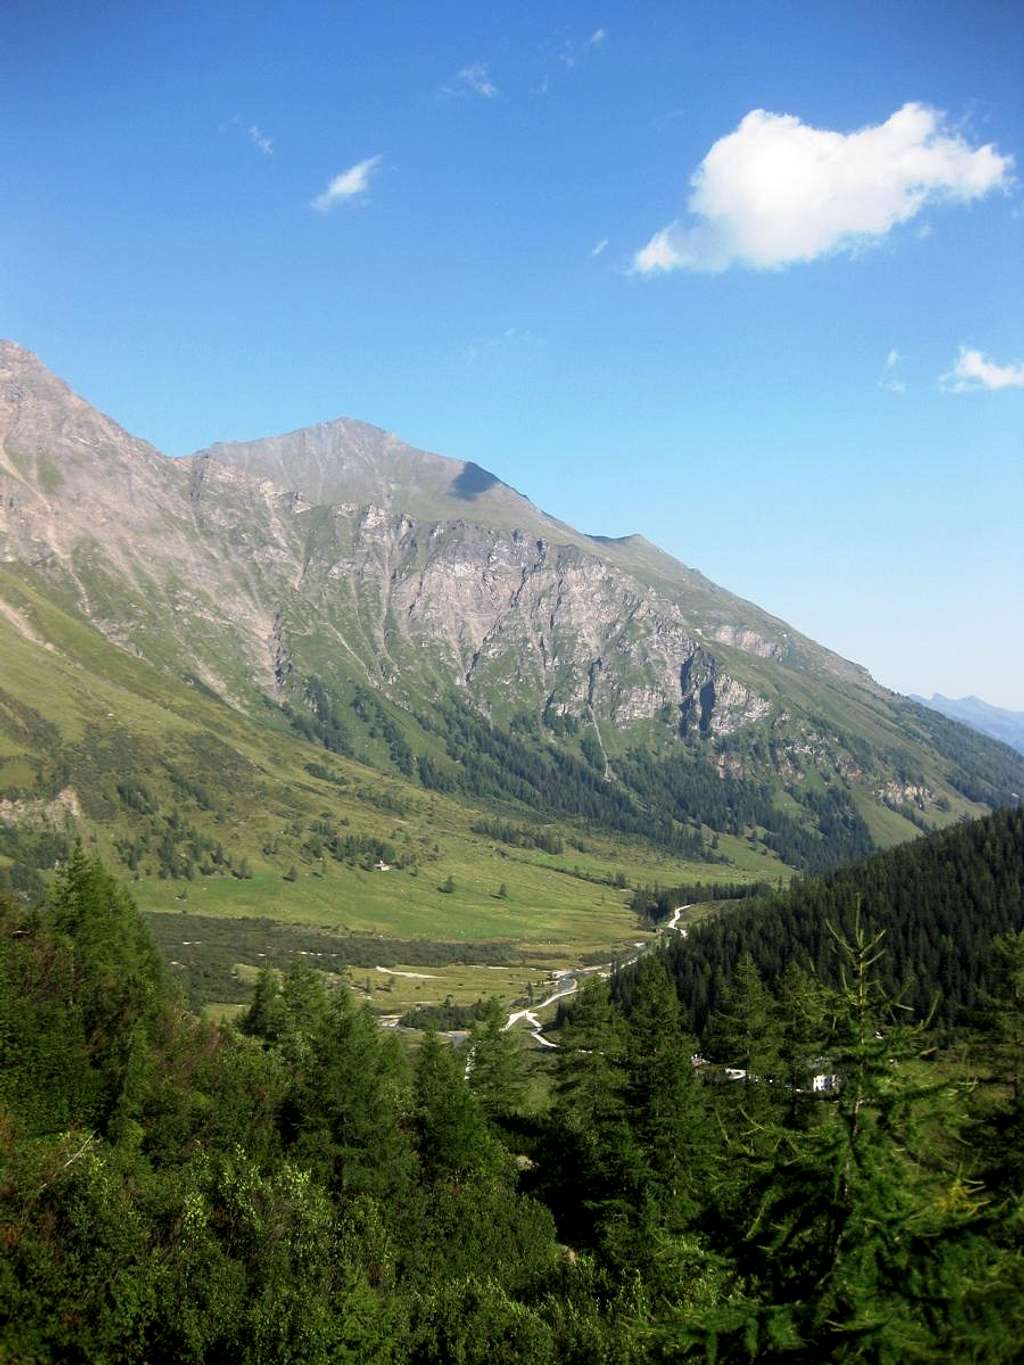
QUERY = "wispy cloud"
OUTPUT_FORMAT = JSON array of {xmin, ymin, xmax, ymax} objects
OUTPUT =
[
  {"xmin": 248, "ymin": 124, "xmax": 273, "ymax": 156},
  {"xmin": 457, "ymin": 62, "xmax": 498, "ymax": 98},
  {"xmin": 633, "ymin": 103, "xmax": 1013, "ymax": 275},
  {"xmin": 879, "ymin": 348, "xmax": 906, "ymax": 393},
  {"xmin": 553, "ymin": 26, "xmax": 608, "ymax": 73},
  {"xmin": 942, "ymin": 346, "xmax": 1024, "ymax": 392},
  {"xmin": 464, "ymin": 327, "xmax": 542, "ymax": 366},
  {"xmin": 590, "ymin": 238, "xmax": 609, "ymax": 258},
  {"xmin": 311, "ymin": 155, "xmax": 383, "ymax": 212},
  {"xmin": 220, "ymin": 115, "xmax": 274, "ymax": 157}
]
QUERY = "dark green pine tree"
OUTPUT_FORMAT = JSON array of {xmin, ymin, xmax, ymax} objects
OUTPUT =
[
  {"xmin": 774, "ymin": 960, "xmax": 830, "ymax": 1110},
  {"xmin": 0, "ymin": 888, "xmax": 96, "ymax": 1135},
  {"xmin": 623, "ymin": 956, "xmax": 711, "ymax": 1223},
  {"xmin": 975, "ymin": 930, "xmax": 1024, "ymax": 1203},
  {"xmin": 48, "ymin": 843, "xmax": 169, "ymax": 1140},
  {"xmin": 549, "ymin": 978, "xmax": 640, "ymax": 1244},
  {"xmin": 707, "ymin": 950, "xmax": 785, "ymax": 1142},
  {"xmin": 466, "ymin": 996, "xmax": 528, "ymax": 1119},
  {"xmin": 241, "ymin": 965, "xmax": 286, "ymax": 1042},
  {"xmin": 554, "ymin": 978, "xmax": 630, "ymax": 1133},
  {"xmin": 287, "ymin": 985, "xmax": 416, "ymax": 1201},
  {"xmin": 274, "ymin": 960, "xmax": 332, "ymax": 1069},
  {"xmin": 598, "ymin": 957, "xmax": 726, "ymax": 1325},
  {"xmin": 707, "ymin": 951, "xmax": 781, "ymax": 1078},
  {"xmin": 983, "ymin": 929, "xmax": 1024, "ymax": 1103},
  {"xmin": 413, "ymin": 1028, "xmax": 507, "ymax": 1185},
  {"xmin": 678, "ymin": 918, "xmax": 1020, "ymax": 1361}
]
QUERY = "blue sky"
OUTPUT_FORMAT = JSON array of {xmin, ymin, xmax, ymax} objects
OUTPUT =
[{"xmin": 3, "ymin": 1, "xmax": 1022, "ymax": 705}]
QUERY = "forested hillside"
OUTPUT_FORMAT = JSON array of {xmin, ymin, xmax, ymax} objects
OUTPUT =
[
  {"xmin": 3, "ymin": 848, "xmax": 1024, "ymax": 1360},
  {"xmin": 646, "ymin": 804, "xmax": 1024, "ymax": 1033}
]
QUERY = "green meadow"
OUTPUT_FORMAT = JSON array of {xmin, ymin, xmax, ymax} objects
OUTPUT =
[{"xmin": 0, "ymin": 567, "xmax": 792, "ymax": 1016}]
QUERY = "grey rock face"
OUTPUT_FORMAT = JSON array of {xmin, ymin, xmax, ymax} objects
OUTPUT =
[
  {"xmin": 4, "ymin": 339, "xmax": 987, "ymax": 817},
  {"xmin": 0, "ymin": 340, "xmax": 863, "ymax": 751},
  {"xmin": 286, "ymin": 509, "xmax": 770, "ymax": 735}
]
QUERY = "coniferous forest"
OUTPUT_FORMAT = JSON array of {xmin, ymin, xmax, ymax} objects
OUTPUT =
[
  {"xmin": 645, "ymin": 805, "xmax": 1024, "ymax": 1033},
  {"xmin": 3, "ymin": 820, "xmax": 1024, "ymax": 1362}
]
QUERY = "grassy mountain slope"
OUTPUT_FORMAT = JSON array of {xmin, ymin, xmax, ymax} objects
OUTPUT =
[
  {"xmin": 0, "ymin": 566, "xmax": 763, "ymax": 966},
  {"xmin": 2, "ymin": 338, "xmax": 1022, "ymax": 907}
]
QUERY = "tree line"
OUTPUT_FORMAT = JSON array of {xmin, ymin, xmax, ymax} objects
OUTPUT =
[
  {"xmin": 644, "ymin": 803, "xmax": 1024, "ymax": 1033},
  {"xmin": 630, "ymin": 879, "xmax": 776, "ymax": 924}
]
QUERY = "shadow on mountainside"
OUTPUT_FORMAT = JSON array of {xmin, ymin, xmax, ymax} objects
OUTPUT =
[{"xmin": 451, "ymin": 462, "xmax": 502, "ymax": 500}]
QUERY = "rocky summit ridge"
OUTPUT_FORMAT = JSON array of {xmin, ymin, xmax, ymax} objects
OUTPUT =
[{"xmin": 1, "ymin": 338, "xmax": 1022, "ymax": 870}]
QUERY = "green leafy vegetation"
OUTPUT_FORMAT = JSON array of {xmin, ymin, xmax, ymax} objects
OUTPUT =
[
  {"xmin": 5, "ymin": 847, "xmax": 1024, "ymax": 1360},
  {"xmin": 398, "ymin": 997, "xmax": 489, "ymax": 1031},
  {"xmin": 141, "ymin": 912, "xmax": 543, "ymax": 1009},
  {"xmin": 0, "ymin": 823, "xmax": 70, "ymax": 900}
]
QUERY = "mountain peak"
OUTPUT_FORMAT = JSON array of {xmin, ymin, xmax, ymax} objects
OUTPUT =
[
  {"xmin": 192, "ymin": 416, "xmax": 563, "ymax": 534},
  {"xmin": 0, "ymin": 340, "xmax": 170, "ymax": 544},
  {"xmin": 1, "ymin": 338, "xmax": 73, "ymax": 396},
  {"xmin": 0, "ymin": 338, "xmax": 40, "ymax": 362}
]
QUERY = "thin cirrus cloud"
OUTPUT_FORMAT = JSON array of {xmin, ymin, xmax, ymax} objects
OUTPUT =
[
  {"xmin": 456, "ymin": 63, "xmax": 498, "ymax": 98},
  {"xmin": 558, "ymin": 26, "xmax": 609, "ymax": 71},
  {"xmin": 633, "ymin": 103, "xmax": 1013, "ymax": 275},
  {"xmin": 311, "ymin": 155, "xmax": 383, "ymax": 212},
  {"xmin": 219, "ymin": 115, "xmax": 273, "ymax": 156},
  {"xmin": 879, "ymin": 348, "xmax": 906, "ymax": 394},
  {"xmin": 248, "ymin": 125, "xmax": 273, "ymax": 156},
  {"xmin": 464, "ymin": 326, "xmax": 541, "ymax": 366},
  {"xmin": 943, "ymin": 347, "xmax": 1024, "ymax": 392}
]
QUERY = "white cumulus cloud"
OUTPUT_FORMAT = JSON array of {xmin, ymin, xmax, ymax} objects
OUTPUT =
[
  {"xmin": 457, "ymin": 63, "xmax": 498, "ymax": 98},
  {"xmin": 632, "ymin": 103, "xmax": 1013, "ymax": 274},
  {"xmin": 311, "ymin": 155, "xmax": 383, "ymax": 212},
  {"xmin": 943, "ymin": 347, "xmax": 1024, "ymax": 391}
]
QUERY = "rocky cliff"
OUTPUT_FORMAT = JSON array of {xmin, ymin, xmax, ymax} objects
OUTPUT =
[{"xmin": 2, "ymin": 338, "xmax": 1022, "ymax": 866}]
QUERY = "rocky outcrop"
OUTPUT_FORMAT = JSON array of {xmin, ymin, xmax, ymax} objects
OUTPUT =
[
  {"xmin": 285, "ymin": 512, "xmax": 777, "ymax": 736},
  {"xmin": 878, "ymin": 780, "xmax": 934, "ymax": 808},
  {"xmin": 710, "ymin": 624, "xmax": 785, "ymax": 661},
  {"xmin": 0, "ymin": 786, "xmax": 81, "ymax": 831}
]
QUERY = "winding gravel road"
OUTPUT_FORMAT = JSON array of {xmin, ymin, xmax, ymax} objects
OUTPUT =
[{"xmin": 502, "ymin": 905, "xmax": 692, "ymax": 1047}]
